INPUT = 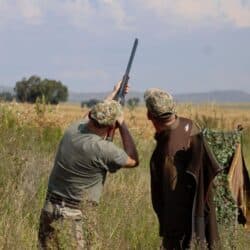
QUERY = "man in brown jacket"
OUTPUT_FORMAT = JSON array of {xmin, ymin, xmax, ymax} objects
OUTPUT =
[{"xmin": 144, "ymin": 88, "xmax": 222, "ymax": 250}]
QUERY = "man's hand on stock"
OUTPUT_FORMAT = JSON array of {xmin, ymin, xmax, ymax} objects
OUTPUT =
[{"xmin": 106, "ymin": 80, "xmax": 130, "ymax": 101}]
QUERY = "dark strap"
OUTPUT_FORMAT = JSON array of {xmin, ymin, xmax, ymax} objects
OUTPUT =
[{"xmin": 46, "ymin": 192, "xmax": 80, "ymax": 209}]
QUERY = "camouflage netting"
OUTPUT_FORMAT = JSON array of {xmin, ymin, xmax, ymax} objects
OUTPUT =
[
  {"xmin": 203, "ymin": 128, "xmax": 242, "ymax": 225},
  {"xmin": 203, "ymin": 128, "xmax": 241, "ymax": 168}
]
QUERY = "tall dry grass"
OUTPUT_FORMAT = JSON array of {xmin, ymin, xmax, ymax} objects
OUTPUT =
[{"xmin": 0, "ymin": 101, "xmax": 250, "ymax": 249}]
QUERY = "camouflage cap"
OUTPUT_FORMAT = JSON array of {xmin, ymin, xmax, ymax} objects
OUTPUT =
[
  {"xmin": 144, "ymin": 88, "xmax": 176, "ymax": 118},
  {"xmin": 90, "ymin": 100, "xmax": 122, "ymax": 126}
]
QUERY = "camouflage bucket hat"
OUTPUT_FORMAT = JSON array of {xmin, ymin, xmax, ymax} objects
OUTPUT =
[
  {"xmin": 144, "ymin": 88, "xmax": 176, "ymax": 118},
  {"xmin": 90, "ymin": 100, "xmax": 122, "ymax": 126}
]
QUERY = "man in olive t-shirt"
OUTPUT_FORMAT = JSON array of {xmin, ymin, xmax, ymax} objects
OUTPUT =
[
  {"xmin": 38, "ymin": 81, "xmax": 139, "ymax": 250},
  {"xmin": 48, "ymin": 119, "xmax": 129, "ymax": 203}
]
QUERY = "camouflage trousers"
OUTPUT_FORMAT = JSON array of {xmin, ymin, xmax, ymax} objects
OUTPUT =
[{"xmin": 38, "ymin": 199, "xmax": 98, "ymax": 250}]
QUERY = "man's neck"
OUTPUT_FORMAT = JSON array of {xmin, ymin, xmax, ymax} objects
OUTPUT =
[
  {"xmin": 154, "ymin": 115, "xmax": 177, "ymax": 133},
  {"xmin": 86, "ymin": 120, "xmax": 108, "ymax": 138}
]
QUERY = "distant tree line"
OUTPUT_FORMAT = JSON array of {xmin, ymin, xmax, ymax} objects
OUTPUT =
[
  {"xmin": 14, "ymin": 75, "xmax": 68, "ymax": 104},
  {"xmin": 81, "ymin": 97, "xmax": 140, "ymax": 108},
  {"xmin": 0, "ymin": 92, "xmax": 14, "ymax": 102},
  {"xmin": 127, "ymin": 97, "xmax": 140, "ymax": 109},
  {"xmin": 81, "ymin": 99, "xmax": 100, "ymax": 108},
  {"xmin": 1, "ymin": 77, "xmax": 141, "ymax": 107}
]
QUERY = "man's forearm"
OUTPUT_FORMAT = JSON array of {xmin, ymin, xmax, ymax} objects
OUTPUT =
[
  {"xmin": 118, "ymin": 122, "xmax": 139, "ymax": 165},
  {"xmin": 105, "ymin": 80, "xmax": 124, "ymax": 101},
  {"xmin": 105, "ymin": 90, "xmax": 116, "ymax": 101}
]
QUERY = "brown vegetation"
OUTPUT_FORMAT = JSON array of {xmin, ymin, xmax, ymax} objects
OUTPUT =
[{"xmin": 0, "ymin": 101, "xmax": 250, "ymax": 249}]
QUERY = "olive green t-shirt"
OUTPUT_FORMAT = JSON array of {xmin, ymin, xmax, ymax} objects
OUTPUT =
[{"xmin": 48, "ymin": 119, "xmax": 128, "ymax": 203}]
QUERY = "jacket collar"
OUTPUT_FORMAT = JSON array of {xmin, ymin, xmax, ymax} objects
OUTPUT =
[{"xmin": 154, "ymin": 116, "xmax": 180, "ymax": 141}]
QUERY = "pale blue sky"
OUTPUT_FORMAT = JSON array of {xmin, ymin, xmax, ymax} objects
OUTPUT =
[{"xmin": 0, "ymin": 0, "xmax": 250, "ymax": 94}]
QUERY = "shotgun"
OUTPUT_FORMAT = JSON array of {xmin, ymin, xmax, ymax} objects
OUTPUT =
[
  {"xmin": 113, "ymin": 38, "xmax": 138, "ymax": 106},
  {"xmin": 107, "ymin": 38, "xmax": 139, "ymax": 141}
]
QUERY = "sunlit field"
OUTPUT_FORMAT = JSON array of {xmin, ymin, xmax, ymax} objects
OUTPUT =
[{"xmin": 0, "ymin": 101, "xmax": 250, "ymax": 249}]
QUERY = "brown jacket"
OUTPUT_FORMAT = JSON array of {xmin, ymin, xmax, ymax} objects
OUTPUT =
[{"xmin": 150, "ymin": 117, "xmax": 222, "ymax": 248}]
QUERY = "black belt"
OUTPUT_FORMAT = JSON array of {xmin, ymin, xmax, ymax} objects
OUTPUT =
[{"xmin": 46, "ymin": 192, "xmax": 80, "ymax": 209}]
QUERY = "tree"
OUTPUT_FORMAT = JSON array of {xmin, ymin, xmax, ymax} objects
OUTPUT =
[
  {"xmin": 81, "ymin": 99, "xmax": 100, "ymax": 108},
  {"xmin": 14, "ymin": 75, "xmax": 68, "ymax": 104},
  {"xmin": 42, "ymin": 79, "xmax": 68, "ymax": 104},
  {"xmin": 15, "ymin": 76, "xmax": 41, "ymax": 103},
  {"xmin": 127, "ymin": 97, "xmax": 140, "ymax": 109}
]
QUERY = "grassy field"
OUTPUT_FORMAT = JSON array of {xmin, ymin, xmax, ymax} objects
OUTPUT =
[{"xmin": 0, "ymin": 101, "xmax": 250, "ymax": 249}]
